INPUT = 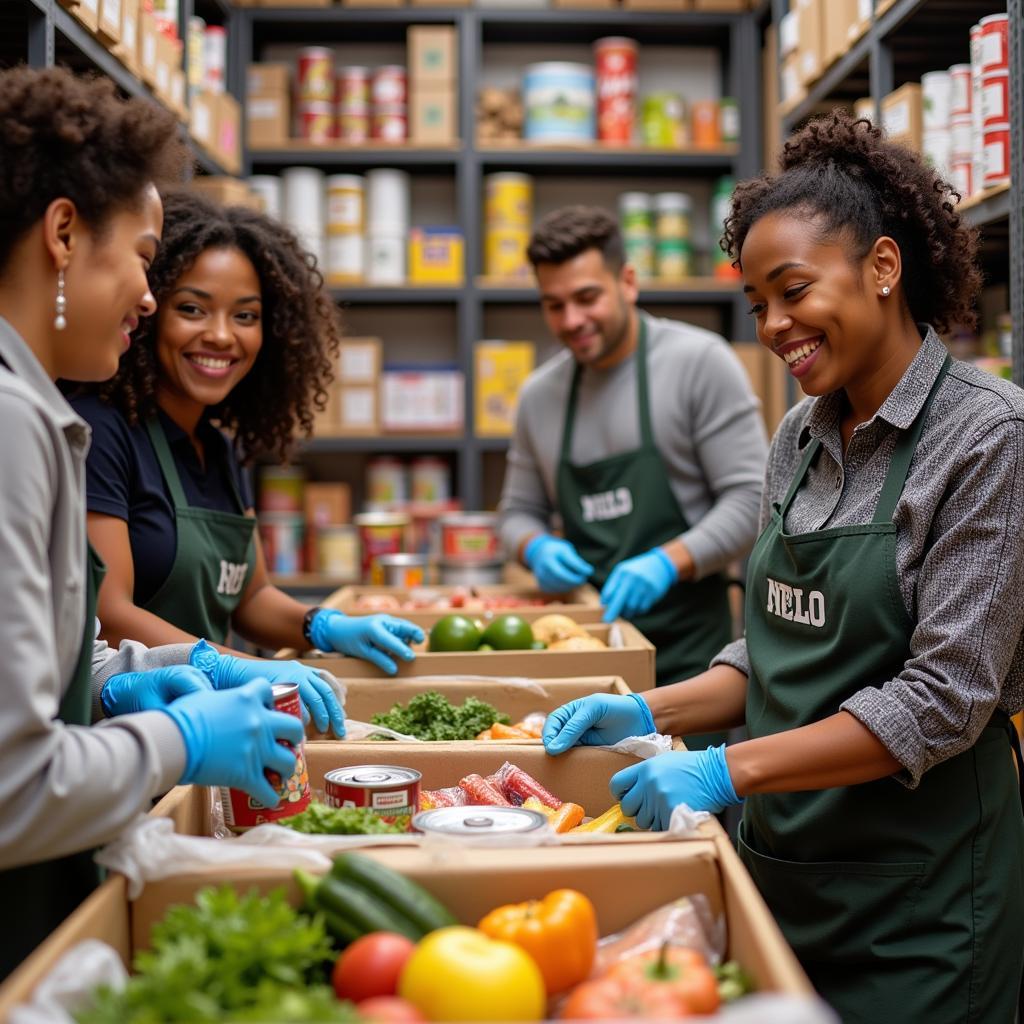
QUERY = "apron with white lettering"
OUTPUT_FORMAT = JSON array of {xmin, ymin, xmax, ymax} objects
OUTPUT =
[
  {"xmin": 142, "ymin": 416, "xmax": 255, "ymax": 644},
  {"xmin": 738, "ymin": 357, "xmax": 1024, "ymax": 1022},
  {"xmin": 0, "ymin": 544, "xmax": 107, "ymax": 979},
  {"xmin": 557, "ymin": 320, "xmax": 733, "ymax": 746}
]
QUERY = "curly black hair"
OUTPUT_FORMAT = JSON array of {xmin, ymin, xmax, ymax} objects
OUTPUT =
[
  {"xmin": 98, "ymin": 189, "xmax": 342, "ymax": 464},
  {"xmin": 722, "ymin": 110, "xmax": 981, "ymax": 332},
  {"xmin": 527, "ymin": 205, "xmax": 626, "ymax": 271},
  {"xmin": 0, "ymin": 66, "xmax": 187, "ymax": 272}
]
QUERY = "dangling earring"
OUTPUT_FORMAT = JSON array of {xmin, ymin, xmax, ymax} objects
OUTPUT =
[
  {"xmin": 881, "ymin": 285, "xmax": 891, "ymax": 296},
  {"xmin": 54, "ymin": 269, "xmax": 67, "ymax": 331}
]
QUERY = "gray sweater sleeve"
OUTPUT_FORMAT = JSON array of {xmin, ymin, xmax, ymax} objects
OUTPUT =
[
  {"xmin": 0, "ymin": 401, "xmax": 185, "ymax": 871},
  {"xmin": 90, "ymin": 633, "xmax": 196, "ymax": 722}
]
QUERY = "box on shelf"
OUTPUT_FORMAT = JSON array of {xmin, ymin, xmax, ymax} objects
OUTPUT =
[
  {"xmin": 410, "ymin": 83, "xmax": 458, "ymax": 143},
  {"xmin": 247, "ymin": 63, "xmax": 290, "ymax": 149},
  {"xmin": 692, "ymin": 0, "xmax": 749, "ymax": 8},
  {"xmin": 408, "ymin": 227, "xmax": 464, "ymax": 284},
  {"xmin": 304, "ymin": 482, "xmax": 352, "ymax": 528},
  {"xmin": 338, "ymin": 386, "xmax": 380, "ymax": 435},
  {"xmin": 97, "ymin": 0, "xmax": 122, "ymax": 44},
  {"xmin": 112, "ymin": 0, "xmax": 139, "ymax": 74},
  {"xmin": 778, "ymin": 8, "xmax": 799, "ymax": 57},
  {"xmin": 138, "ymin": 5, "xmax": 157, "ymax": 88},
  {"xmin": 881, "ymin": 82, "xmax": 922, "ymax": 152},
  {"xmin": 213, "ymin": 91, "xmax": 242, "ymax": 174},
  {"xmin": 189, "ymin": 176, "xmax": 260, "ymax": 209},
  {"xmin": 823, "ymin": 0, "xmax": 858, "ymax": 69},
  {"xmin": 189, "ymin": 88, "xmax": 216, "ymax": 151},
  {"xmin": 407, "ymin": 25, "xmax": 457, "ymax": 82},
  {"xmin": 70, "ymin": 0, "xmax": 100, "ymax": 33},
  {"xmin": 381, "ymin": 366, "xmax": 464, "ymax": 433},
  {"xmin": 169, "ymin": 68, "xmax": 187, "ymax": 123},
  {"xmin": 780, "ymin": 53, "xmax": 805, "ymax": 110},
  {"xmin": 796, "ymin": 0, "xmax": 825, "ymax": 88},
  {"xmin": 474, "ymin": 339, "xmax": 535, "ymax": 437},
  {"xmin": 153, "ymin": 29, "xmax": 176, "ymax": 104},
  {"xmin": 853, "ymin": 96, "xmax": 875, "ymax": 122},
  {"xmin": 339, "ymin": 337, "xmax": 383, "ymax": 385}
]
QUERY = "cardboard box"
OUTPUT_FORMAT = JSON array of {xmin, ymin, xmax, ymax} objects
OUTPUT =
[
  {"xmin": 475, "ymin": 339, "xmax": 535, "ymax": 437},
  {"xmin": 381, "ymin": 367, "xmax": 464, "ymax": 433},
  {"xmin": 556, "ymin": 0, "xmax": 618, "ymax": 7},
  {"xmin": 213, "ymin": 91, "xmax": 242, "ymax": 174},
  {"xmin": 299, "ymin": 620, "xmax": 658, "ymax": 693},
  {"xmin": 247, "ymin": 63, "xmax": 291, "ymax": 149},
  {"xmin": 138, "ymin": 6, "xmax": 158, "ymax": 88},
  {"xmin": 692, "ymin": 0, "xmax": 748, "ymax": 8},
  {"xmin": 882, "ymin": 82, "xmax": 922, "ymax": 151},
  {"xmin": 780, "ymin": 52, "xmax": 805, "ymax": 110},
  {"xmin": 189, "ymin": 88, "xmax": 216, "ymax": 151},
  {"xmin": 304, "ymin": 481, "xmax": 352, "ymax": 528},
  {"xmin": 339, "ymin": 337, "xmax": 382, "ymax": 385},
  {"xmin": 778, "ymin": 8, "xmax": 799, "ymax": 57},
  {"xmin": 169, "ymin": 68, "xmax": 188, "ymax": 122},
  {"xmin": 342, "ymin": 0, "xmax": 404, "ymax": 7},
  {"xmin": 338, "ymin": 386, "xmax": 380, "ymax": 435},
  {"xmin": 796, "ymin": 0, "xmax": 824, "ymax": 88},
  {"xmin": 97, "ymin": 0, "xmax": 122, "ymax": 44},
  {"xmin": 152, "ymin": 29, "xmax": 175, "ymax": 103},
  {"xmin": 410, "ymin": 83, "xmax": 458, "ymax": 143},
  {"xmin": 823, "ymin": 0, "xmax": 858, "ymax": 68},
  {"xmin": 70, "ymin": 0, "xmax": 100, "ymax": 32},
  {"xmin": 189, "ymin": 176, "xmax": 261, "ymax": 208},
  {"xmin": 408, "ymin": 227, "xmax": 464, "ymax": 283},
  {"xmin": 407, "ymin": 25, "xmax": 456, "ymax": 83},
  {"xmin": 112, "ymin": 0, "xmax": 139, "ymax": 73},
  {"xmin": 854, "ymin": 95, "xmax": 875, "ymax": 122}
]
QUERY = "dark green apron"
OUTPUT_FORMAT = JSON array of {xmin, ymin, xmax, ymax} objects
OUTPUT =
[
  {"xmin": 556, "ymin": 319, "xmax": 733, "ymax": 748},
  {"xmin": 143, "ymin": 416, "xmax": 256, "ymax": 645},
  {"xmin": 0, "ymin": 544, "xmax": 107, "ymax": 980},
  {"xmin": 738, "ymin": 357, "xmax": 1024, "ymax": 1023}
]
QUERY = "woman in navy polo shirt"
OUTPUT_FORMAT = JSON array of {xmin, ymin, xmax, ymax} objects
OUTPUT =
[{"xmin": 73, "ymin": 191, "xmax": 423, "ymax": 735}]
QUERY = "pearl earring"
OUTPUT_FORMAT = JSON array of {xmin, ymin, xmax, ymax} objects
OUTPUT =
[
  {"xmin": 54, "ymin": 269, "xmax": 67, "ymax": 331},
  {"xmin": 881, "ymin": 285, "xmax": 891, "ymax": 296}
]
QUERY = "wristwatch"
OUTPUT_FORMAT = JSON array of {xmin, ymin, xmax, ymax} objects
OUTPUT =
[{"xmin": 302, "ymin": 605, "xmax": 323, "ymax": 646}]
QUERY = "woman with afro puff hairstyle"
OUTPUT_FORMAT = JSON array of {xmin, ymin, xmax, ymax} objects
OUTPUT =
[
  {"xmin": 543, "ymin": 111, "xmax": 1024, "ymax": 1022},
  {"xmin": 74, "ymin": 190, "xmax": 423, "ymax": 732}
]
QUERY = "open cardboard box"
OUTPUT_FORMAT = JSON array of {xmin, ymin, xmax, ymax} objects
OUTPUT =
[
  {"xmin": 322, "ymin": 674, "xmax": 631, "ymax": 741},
  {"xmin": 0, "ymin": 838, "xmax": 812, "ymax": 1019},
  {"xmin": 299, "ymin": 621, "xmax": 657, "ymax": 693}
]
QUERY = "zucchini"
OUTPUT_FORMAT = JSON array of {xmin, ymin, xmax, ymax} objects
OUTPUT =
[
  {"xmin": 331, "ymin": 852, "xmax": 457, "ymax": 935},
  {"xmin": 317, "ymin": 874, "xmax": 424, "ymax": 941}
]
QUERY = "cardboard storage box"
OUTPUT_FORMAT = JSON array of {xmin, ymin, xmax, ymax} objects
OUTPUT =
[
  {"xmin": 97, "ymin": 0, "xmax": 122, "ymax": 44},
  {"xmin": 189, "ymin": 88, "xmax": 216, "ymax": 152},
  {"xmin": 112, "ymin": 0, "xmax": 139, "ymax": 74},
  {"xmin": 410, "ymin": 85, "xmax": 458, "ymax": 144},
  {"xmin": 213, "ymin": 91, "xmax": 242, "ymax": 174},
  {"xmin": 189, "ymin": 175, "xmax": 262, "ymax": 209},
  {"xmin": 137, "ymin": 6, "xmax": 158, "ymax": 88},
  {"xmin": 69, "ymin": 0, "xmax": 100, "ymax": 32},
  {"xmin": 823, "ymin": 0, "xmax": 858, "ymax": 69},
  {"xmin": 247, "ymin": 62, "xmax": 290, "ymax": 148},
  {"xmin": 796, "ymin": 0, "xmax": 824, "ymax": 88},
  {"xmin": 338, "ymin": 386, "xmax": 379, "ymax": 435},
  {"xmin": 881, "ymin": 82, "xmax": 922, "ymax": 151},
  {"xmin": 298, "ymin": 620, "xmax": 657, "ymax": 693},
  {"xmin": 339, "ymin": 337, "xmax": 382, "ymax": 384},
  {"xmin": 152, "ymin": 30, "xmax": 175, "ymax": 104},
  {"xmin": 341, "ymin": 673, "xmax": 632, "ymax": 731},
  {"xmin": 0, "ymin": 837, "xmax": 811, "ymax": 1017},
  {"xmin": 407, "ymin": 25, "xmax": 456, "ymax": 82},
  {"xmin": 380, "ymin": 367, "xmax": 464, "ymax": 433}
]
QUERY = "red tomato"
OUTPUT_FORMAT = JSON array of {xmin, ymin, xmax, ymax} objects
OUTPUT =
[
  {"xmin": 332, "ymin": 933, "xmax": 416, "ymax": 1003},
  {"xmin": 357, "ymin": 996, "xmax": 428, "ymax": 1022}
]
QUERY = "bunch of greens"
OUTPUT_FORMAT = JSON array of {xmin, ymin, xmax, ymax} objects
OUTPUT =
[
  {"xmin": 280, "ymin": 802, "xmax": 407, "ymax": 835},
  {"xmin": 75, "ymin": 886, "xmax": 358, "ymax": 1023},
  {"xmin": 715, "ymin": 960, "xmax": 755, "ymax": 1002},
  {"xmin": 369, "ymin": 690, "xmax": 510, "ymax": 741}
]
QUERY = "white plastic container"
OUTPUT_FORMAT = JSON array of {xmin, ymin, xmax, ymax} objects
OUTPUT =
[
  {"xmin": 523, "ymin": 62, "xmax": 595, "ymax": 143},
  {"xmin": 922, "ymin": 128, "xmax": 952, "ymax": 178},
  {"xmin": 948, "ymin": 63, "xmax": 972, "ymax": 117},
  {"xmin": 247, "ymin": 175, "xmax": 282, "ymax": 220},
  {"xmin": 366, "ymin": 168, "xmax": 410, "ymax": 234},
  {"xmin": 282, "ymin": 166, "xmax": 325, "ymax": 236},
  {"xmin": 921, "ymin": 70, "xmax": 951, "ymax": 131},
  {"xmin": 326, "ymin": 233, "xmax": 364, "ymax": 284},
  {"xmin": 366, "ymin": 235, "xmax": 406, "ymax": 285}
]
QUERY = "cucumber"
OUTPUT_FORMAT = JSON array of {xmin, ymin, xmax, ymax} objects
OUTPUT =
[
  {"xmin": 321, "ymin": 907, "xmax": 363, "ymax": 948},
  {"xmin": 331, "ymin": 852, "xmax": 457, "ymax": 935},
  {"xmin": 317, "ymin": 874, "xmax": 424, "ymax": 941}
]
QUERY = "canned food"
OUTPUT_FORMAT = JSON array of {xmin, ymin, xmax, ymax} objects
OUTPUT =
[
  {"xmin": 413, "ymin": 806, "xmax": 549, "ymax": 836},
  {"xmin": 325, "ymin": 766, "xmax": 420, "ymax": 829},
  {"xmin": 326, "ymin": 232, "xmax": 364, "ymax": 285},
  {"xmin": 655, "ymin": 238, "xmax": 692, "ymax": 280},
  {"xmin": 653, "ymin": 191, "xmax": 691, "ymax": 241},
  {"xmin": 439, "ymin": 558, "xmax": 503, "ymax": 586},
  {"xmin": 485, "ymin": 173, "xmax": 534, "ymax": 233},
  {"xmin": 372, "ymin": 104, "xmax": 408, "ymax": 143},
  {"xmin": 316, "ymin": 524, "xmax": 360, "ymax": 580},
  {"xmin": 297, "ymin": 47, "xmax": 335, "ymax": 103},
  {"xmin": 367, "ymin": 456, "xmax": 408, "ymax": 505},
  {"xmin": 220, "ymin": 683, "xmax": 311, "ymax": 832},
  {"xmin": 921, "ymin": 70, "xmax": 952, "ymax": 131},
  {"xmin": 327, "ymin": 174, "xmax": 364, "ymax": 234},
  {"xmin": 949, "ymin": 63, "xmax": 973, "ymax": 117},
  {"xmin": 338, "ymin": 107, "xmax": 370, "ymax": 144},
  {"xmin": 641, "ymin": 93, "xmax": 685, "ymax": 148},
  {"xmin": 978, "ymin": 13, "xmax": 1009, "ymax": 74},
  {"xmin": 718, "ymin": 97, "xmax": 739, "ymax": 143},
  {"xmin": 624, "ymin": 236, "xmax": 654, "ymax": 279},
  {"xmin": 619, "ymin": 191, "xmax": 652, "ymax": 237},
  {"xmin": 949, "ymin": 158, "xmax": 973, "ymax": 199},
  {"xmin": 376, "ymin": 552, "xmax": 429, "ymax": 588},
  {"xmin": 440, "ymin": 512, "xmax": 499, "ymax": 562},
  {"xmin": 354, "ymin": 512, "xmax": 409, "ymax": 583},
  {"xmin": 691, "ymin": 99, "xmax": 720, "ymax": 148},
  {"xmin": 259, "ymin": 465, "xmax": 305, "ymax": 513},
  {"xmin": 337, "ymin": 66, "xmax": 370, "ymax": 108},
  {"xmin": 950, "ymin": 116, "xmax": 973, "ymax": 159},
  {"xmin": 484, "ymin": 229, "xmax": 531, "ymax": 279},
  {"xmin": 982, "ymin": 123, "xmax": 1010, "ymax": 188},
  {"xmin": 372, "ymin": 65, "xmax": 407, "ymax": 106},
  {"xmin": 594, "ymin": 36, "xmax": 638, "ymax": 144},
  {"xmin": 411, "ymin": 456, "xmax": 451, "ymax": 505},
  {"xmin": 259, "ymin": 512, "xmax": 304, "ymax": 575},
  {"xmin": 980, "ymin": 71, "xmax": 1009, "ymax": 128},
  {"xmin": 298, "ymin": 102, "xmax": 335, "ymax": 144}
]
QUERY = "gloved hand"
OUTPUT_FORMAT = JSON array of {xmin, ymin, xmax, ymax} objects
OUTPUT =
[
  {"xmin": 524, "ymin": 534, "xmax": 594, "ymax": 593},
  {"xmin": 101, "ymin": 665, "xmax": 212, "ymax": 717},
  {"xmin": 600, "ymin": 547, "xmax": 677, "ymax": 623},
  {"xmin": 543, "ymin": 693, "xmax": 656, "ymax": 755},
  {"xmin": 161, "ymin": 678, "xmax": 304, "ymax": 810},
  {"xmin": 610, "ymin": 745, "xmax": 741, "ymax": 831},
  {"xmin": 189, "ymin": 638, "xmax": 345, "ymax": 738},
  {"xmin": 309, "ymin": 610, "xmax": 424, "ymax": 676}
]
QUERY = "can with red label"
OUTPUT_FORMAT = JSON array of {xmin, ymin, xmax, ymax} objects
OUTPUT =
[
  {"xmin": 980, "ymin": 71, "xmax": 1009, "ymax": 127},
  {"xmin": 440, "ymin": 512, "xmax": 499, "ymax": 563},
  {"xmin": 354, "ymin": 511, "xmax": 409, "ymax": 582},
  {"xmin": 978, "ymin": 13, "xmax": 1009, "ymax": 74},
  {"xmin": 219, "ymin": 682, "xmax": 311, "ymax": 832},
  {"xmin": 372, "ymin": 65, "xmax": 407, "ymax": 106},
  {"xmin": 983, "ymin": 122, "xmax": 1010, "ymax": 188},
  {"xmin": 297, "ymin": 102, "xmax": 335, "ymax": 144},
  {"xmin": 338, "ymin": 107, "xmax": 370, "ymax": 143},
  {"xmin": 337, "ymin": 66, "xmax": 370, "ymax": 108},
  {"xmin": 594, "ymin": 36, "xmax": 637, "ymax": 144},
  {"xmin": 324, "ymin": 766, "xmax": 420, "ymax": 830},
  {"xmin": 297, "ymin": 47, "xmax": 335, "ymax": 103},
  {"xmin": 372, "ymin": 104, "xmax": 408, "ymax": 142},
  {"xmin": 949, "ymin": 157, "xmax": 973, "ymax": 199},
  {"xmin": 948, "ymin": 63, "xmax": 972, "ymax": 117}
]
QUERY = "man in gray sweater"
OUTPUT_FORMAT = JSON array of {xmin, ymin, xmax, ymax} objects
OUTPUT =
[{"xmin": 498, "ymin": 207, "xmax": 767, "ymax": 737}]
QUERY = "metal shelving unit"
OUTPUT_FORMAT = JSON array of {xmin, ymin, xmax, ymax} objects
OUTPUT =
[
  {"xmin": 772, "ymin": 0, "xmax": 1021, "ymax": 388},
  {"xmin": 237, "ymin": 4, "xmax": 764, "ymax": 509}
]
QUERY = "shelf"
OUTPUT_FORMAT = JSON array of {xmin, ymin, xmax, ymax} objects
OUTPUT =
[
  {"xmin": 959, "ymin": 183, "xmax": 1012, "ymax": 229},
  {"xmin": 477, "ymin": 437, "xmax": 510, "ymax": 452},
  {"xmin": 300, "ymin": 435, "xmax": 465, "ymax": 454},
  {"xmin": 477, "ymin": 143, "xmax": 738, "ymax": 173},
  {"xmin": 53, "ymin": 5, "xmax": 149, "ymax": 101},
  {"xmin": 477, "ymin": 276, "xmax": 740, "ymax": 304},
  {"xmin": 250, "ymin": 143, "xmax": 461, "ymax": 168},
  {"xmin": 270, "ymin": 573, "xmax": 355, "ymax": 590},
  {"xmin": 331, "ymin": 285, "xmax": 462, "ymax": 304},
  {"xmin": 477, "ymin": 8, "xmax": 739, "ymax": 44}
]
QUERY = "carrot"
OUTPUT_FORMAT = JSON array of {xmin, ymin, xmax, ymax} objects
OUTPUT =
[
  {"xmin": 548, "ymin": 802, "xmax": 585, "ymax": 833},
  {"xmin": 490, "ymin": 722, "xmax": 535, "ymax": 740},
  {"xmin": 476, "ymin": 728, "xmax": 494, "ymax": 740}
]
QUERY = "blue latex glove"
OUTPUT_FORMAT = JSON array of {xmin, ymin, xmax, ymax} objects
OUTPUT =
[
  {"xmin": 161, "ymin": 678, "xmax": 304, "ymax": 810},
  {"xmin": 543, "ymin": 693, "xmax": 656, "ymax": 755},
  {"xmin": 610, "ymin": 745, "xmax": 742, "ymax": 831},
  {"xmin": 600, "ymin": 547, "xmax": 677, "ymax": 623},
  {"xmin": 101, "ymin": 665, "xmax": 212, "ymax": 717},
  {"xmin": 524, "ymin": 535, "xmax": 594, "ymax": 593},
  {"xmin": 309, "ymin": 609, "xmax": 424, "ymax": 677},
  {"xmin": 189, "ymin": 638, "xmax": 346, "ymax": 738}
]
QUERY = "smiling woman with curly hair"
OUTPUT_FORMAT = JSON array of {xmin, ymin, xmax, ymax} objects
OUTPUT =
[{"xmin": 73, "ymin": 189, "xmax": 423, "ymax": 684}]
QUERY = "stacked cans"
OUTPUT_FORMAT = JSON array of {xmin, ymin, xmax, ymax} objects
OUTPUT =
[
  {"xmin": 653, "ymin": 193, "xmax": 692, "ymax": 280},
  {"xmin": 949, "ymin": 62, "xmax": 974, "ymax": 196},
  {"xmin": 337, "ymin": 66, "xmax": 370, "ymax": 143},
  {"xmin": 372, "ymin": 66, "xmax": 408, "ymax": 143},
  {"xmin": 366, "ymin": 169, "xmax": 410, "ymax": 284},
  {"xmin": 594, "ymin": 37, "xmax": 637, "ymax": 144},
  {"xmin": 248, "ymin": 175, "xmax": 283, "ymax": 220},
  {"xmin": 619, "ymin": 193, "xmax": 654, "ymax": 279},
  {"xmin": 974, "ymin": 14, "xmax": 1010, "ymax": 191},
  {"xmin": 921, "ymin": 70, "xmax": 953, "ymax": 178},
  {"xmin": 326, "ymin": 174, "xmax": 365, "ymax": 284},
  {"xmin": 296, "ymin": 47, "xmax": 336, "ymax": 144},
  {"xmin": 185, "ymin": 18, "xmax": 226, "ymax": 101},
  {"xmin": 484, "ymin": 172, "xmax": 533, "ymax": 280},
  {"xmin": 282, "ymin": 167, "xmax": 326, "ymax": 269}
]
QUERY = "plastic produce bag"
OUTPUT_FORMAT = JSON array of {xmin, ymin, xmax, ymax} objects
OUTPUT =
[
  {"xmin": 603, "ymin": 732, "xmax": 674, "ymax": 758},
  {"xmin": 343, "ymin": 719, "xmax": 422, "ymax": 741}
]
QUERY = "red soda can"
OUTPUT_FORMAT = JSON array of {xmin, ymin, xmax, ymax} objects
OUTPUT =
[
  {"xmin": 594, "ymin": 37, "xmax": 638, "ymax": 144},
  {"xmin": 324, "ymin": 765, "xmax": 421, "ymax": 830}
]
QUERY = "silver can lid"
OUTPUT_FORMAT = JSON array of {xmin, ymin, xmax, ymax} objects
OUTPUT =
[
  {"xmin": 413, "ymin": 806, "xmax": 549, "ymax": 835},
  {"xmin": 326, "ymin": 765, "xmax": 423, "ymax": 788}
]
